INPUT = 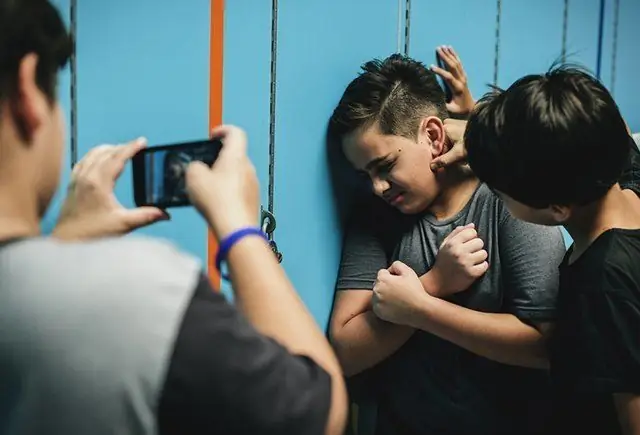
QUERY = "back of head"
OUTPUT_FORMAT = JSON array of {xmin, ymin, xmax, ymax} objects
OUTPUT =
[
  {"xmin": 329, "ymin": 53, "xmax": 448, "ymax": 142},
  {"xmin": 465, "ymin": 64, "xmax": 629, "ymax": 208},
  {"xmin": 0, "ymin": 0, "xmax": 71, "ymax": 112}
]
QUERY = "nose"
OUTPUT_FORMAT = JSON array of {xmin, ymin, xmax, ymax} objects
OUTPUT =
[{"xmin": 372, "ymin": 176, "xmax": 391, "ymax": 197}]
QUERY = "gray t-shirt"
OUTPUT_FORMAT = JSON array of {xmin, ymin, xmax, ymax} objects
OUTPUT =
[
  {"xmin": 336, "ymin": 182, "xmax": 566, "ymax": 435},
  {"xmin": 0, "ymin": 237, "xmax": 331, "ymax": 435}
]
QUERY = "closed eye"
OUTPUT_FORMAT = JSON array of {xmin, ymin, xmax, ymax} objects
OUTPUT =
[{"xmin": 376, "ymin": 160, "xmax": 396, "ymax": 177}]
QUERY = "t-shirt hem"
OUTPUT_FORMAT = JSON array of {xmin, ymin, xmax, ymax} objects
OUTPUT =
[
  {"xmin": 335, "ymin": 279, "xmax": 375, "ymax": 291},
  {"xmin": 508, "ymin": 307, "xmax": 557, "ymax": 322}
]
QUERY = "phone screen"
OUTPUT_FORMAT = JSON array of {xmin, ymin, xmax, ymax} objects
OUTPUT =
[{"xmin": 132, "ymin": 139, "xmax": 222, "ymax": 208}]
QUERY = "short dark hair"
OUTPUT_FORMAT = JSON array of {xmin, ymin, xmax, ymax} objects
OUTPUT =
[
  {"xmin": 0, "ymin": 0, "xmax": 72, "ymax": 107},
  {"xmin": 329, "ymin": 54, "xmax": 448, "ymax": 141},
  {"xmin": 465, "ymin": 64, "xmax": 629, "ymax": 208}
]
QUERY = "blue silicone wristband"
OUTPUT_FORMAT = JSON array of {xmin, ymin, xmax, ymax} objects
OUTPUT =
[{"xmin": 216, "ymin": 227, "xmax": 268, "ymax": 280}]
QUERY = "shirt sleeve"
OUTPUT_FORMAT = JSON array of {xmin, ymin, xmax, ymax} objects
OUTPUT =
[
  {"xmin": 579, "ymin": 262, "xmax": 640, "ymax": 393},
  {"xmin": 157, "ymin": 274, "xmax": 332, "ymax": 435},
  {"xmin": 498, "ymin": 209, "xmax": 566, "ymax": 323},
  {"xmin": 335, "ymin": 200, "xmax": 392, "ymax": 291},
  {"xmin": 619, "ymin": 136, "xmax": 640, "ymax": 195}
]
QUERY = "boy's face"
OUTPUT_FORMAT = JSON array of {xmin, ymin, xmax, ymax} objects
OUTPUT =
[{"xmin": 341, "ymin": 119, "xmax": 445, "ymax": 215}]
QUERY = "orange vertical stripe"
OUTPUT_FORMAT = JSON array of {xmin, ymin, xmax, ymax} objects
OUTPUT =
[{"xmin": 208, "ymin": 0, "xmax": 224, "ymax": 289}]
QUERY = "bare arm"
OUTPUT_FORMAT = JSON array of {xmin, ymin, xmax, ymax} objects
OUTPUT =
[
  {"xmin": 228, "ymin": 236, "xmax": 348, "ymax": 435},
  {"xmin": 615, "ymin": 394, "xmax": 640, "ymax": 435},
  {"xmin": 329, "ymin": 289, "xmax": 414, "ymax": 377},
  {"xmin": 413, "ymin": 274, "xmax": 550, "ymax": 368}
]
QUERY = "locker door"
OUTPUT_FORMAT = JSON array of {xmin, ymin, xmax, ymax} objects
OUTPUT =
[
  {"xmin": 273, "ymin": 0, "xmax": 398, "ymax": 327},
  {"xmin": 75, "ymin": 0, "xmax": 211, "ymax": 261},
  {"xmin": 498, "ymin": 0, "xmax": 565, "ymax": 87},
  {"xmin": 601, "ymin": 0, "xmax": 640, "ymax": 132},
  {"xmin": 410, "ymin": 0, "xmax": 498, "ymax": 100},
  {"xmin": 221, "ymin": 1, "xmax": 273, "ymax": 295}
]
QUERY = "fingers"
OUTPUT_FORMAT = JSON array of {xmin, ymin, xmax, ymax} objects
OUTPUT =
[
  {"xmin": 120, "ymin": 207, "xmax": 170, "ymax": 230},
  {"xmin": 443, "ymin": 118, "xmax": 468, "ymax": 128},
  {"xmin": 468, "ymin": 249, "xmax": 489, "ymax": 265},
  {"xmin": 441, "ymin": 223, "xmax": 474, "ymax": 248},
  {"xmin": 388, "ymin": 260, "xmax": 412, "ymax": 275},
  {"xmin": 73, "ymin": 137, "xmax": 147, "ymax": 184},
  {"xmin": 430, "ymin": 65, "xmax": 454, "ymax": 82},
  {"xmin": 463, "ymin": 236, "xmax": 485, "ymax": 253},
  {"xmin": 430, "ymin": 144, "xmax": 466, "ymax": 170},
  {"xmin": 377, "ymin": 268, "xmax": 391, "ymax": 280},
  {"xmin": 211, "ymin": 125, "xmax": 248, "ymax": 159},
  {"xmin": 470, "ymin": 261, "xmax": 490, "ymax": 276},
  {"xmin": 436, "ymin": 46, "xmax": 460, "ymax": 72},
  {"xmin": 186, "ymin": 160, "xmax": 210, "ymax": 181},
  {"xmin": 116, "ymin": 137, "xmax": 148, "ymax": 161},
  {"xmin": 450, "ymin": 227, "xmax": 481, "ymax": 245}
]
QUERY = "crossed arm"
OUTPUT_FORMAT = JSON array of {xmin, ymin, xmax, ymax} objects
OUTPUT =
[
  {"xmin": 330, "ymin": 277, "xmax": 550, "ymax": 377},
  {"xmin": 329, "ymin": 203, "xmax": 565, "ymax": 377}
]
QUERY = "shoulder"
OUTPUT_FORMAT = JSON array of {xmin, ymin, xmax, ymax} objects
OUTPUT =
[
  {"xmin": 5, "ymin": 236, "xmax": 202, "ymax": 295},
  {"xmin": 598, "ymin": 230, "xmax": 640, "ymax": 298}
]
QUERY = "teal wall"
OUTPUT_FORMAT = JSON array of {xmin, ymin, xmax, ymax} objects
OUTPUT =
[{"xmin": 51, "ymin": 0, "xmax": 639, "ymax": 329}]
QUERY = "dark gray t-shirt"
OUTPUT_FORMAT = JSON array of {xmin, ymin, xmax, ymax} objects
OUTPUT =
[{"xmin": 337, "ymin": 182, "xmax": 566, "ymax": 435}]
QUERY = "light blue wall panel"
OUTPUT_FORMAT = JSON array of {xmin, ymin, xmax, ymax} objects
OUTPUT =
[
  {"xmin": 601, "ymin": 0, "xmax": 640, "ymax": 132},
  {"xmin": 274, "ymin": 0, "xmax": 398, "ymax": 327},
  {"xmin": 410, "ymin": 0, "xmax": 498, "ymax": 100},
  {"xmin": 76, "ymin": 1, "xmax": 210, "ymax": 261},
  {"xmin": 42, "ymin": 0, "xmax": 72, "ymax": 234},
  {"xmin": 498, "ymin": 0, "xmax": 564, "ymax": 88},
  {"xmin": 223, "ymin": 1, "xmax": 272, "ymax": 211},
  {"xmin": 222, "ymin": 1, "xmax": 272, "ymax": 297},
  {"xmin": 565, "ymin": 0, "xmax": 602, "ymax": 72}
]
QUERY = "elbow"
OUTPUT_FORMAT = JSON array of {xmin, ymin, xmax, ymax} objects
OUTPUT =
[
  {"xmin": 512, "ymin": 338, "xmax": 549, "ymax": 370},
  {"xmin": 328, "ymin": 326, "xmax": 363, "ymax": 377}
]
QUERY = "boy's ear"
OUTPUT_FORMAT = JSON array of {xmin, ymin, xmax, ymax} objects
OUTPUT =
[
  {"xmin": 418, "ymin": 116, "xmax": 446, "ymax": 157},
  {"xmin": 549, "ymin": 204, "xmax": 572, "ymax": 224},
  {"xmin": 11, "ymin": 53, "xmax": 46, "ymax": 142}
]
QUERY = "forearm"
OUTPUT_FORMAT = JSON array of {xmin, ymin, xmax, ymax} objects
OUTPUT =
[
  {"xmin": 331, "ymin": 311, "xmax": 414, "ymax": 377},
  {"xmin": 615, "ymin": 394, "xmax": 640, "ymax": 435},
  {"xmin": 227, "ymin": 236, "xmax": 348, "ymax": 434},
  {"xmin": 410, "ymin": 294, "xmax": 548, "ymax": 369}
]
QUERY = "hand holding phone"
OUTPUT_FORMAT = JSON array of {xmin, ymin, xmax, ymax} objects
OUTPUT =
[
  {"xmin": 431, "ymin": 46, "xmax": 475, "ymax": 116},
  {"xmin": 132, "ymin": 138, "xmax": 223, "ymax": 208},
  {"xmin": 185, "ymin": 126, "xmax": 260, "ymax": 239}
]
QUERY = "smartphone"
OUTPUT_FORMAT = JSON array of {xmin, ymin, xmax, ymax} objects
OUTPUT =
[
  {"xmin": 436, "ymin": 50, "xmax": 453, "ymax": 103},
  {"xmin": 132, "ymin": 138, "xmax": 223, "ymax": 208}
]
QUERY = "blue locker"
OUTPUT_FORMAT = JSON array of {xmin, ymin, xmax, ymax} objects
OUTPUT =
[
  {"xmin": 410, "ymin": 0, "xmax": 498, "ymax": 101},
  {"xmin": 273, "ymin": 0, "xmax": 398, "ymax": 327},
  {"xmin": 498, "ymin": 0, "xmax": 565, "ymax": 88},
  {"xmin": 75, "ymin": 0, "xmax": 211, "ymax": 261},
  {"xmin": 42, "ymin": 0, "xmax": 73, "ymax": 234},
  {"xmin": 565, "ymin": 0, "xmax": 601, "ymax": 73},
  {"xmin": 601, "ymin": 0, "xmax": 640, "ymax": 132},
  {"xmin": 222, "ymin": 1, "xmax": 273, "ymax": 296}
]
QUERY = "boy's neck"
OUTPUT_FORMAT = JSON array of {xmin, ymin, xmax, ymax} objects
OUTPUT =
[
  {"xmin": 565, "ymin": 184, "xmax": 640, "ymax": 261},
  {"xmin": 0, "ymin": 181, "xmax": 41, "ymax": 242},
  {"xmin": 428, "ymin": 165, "xmax": 479, "ymax": 220}
]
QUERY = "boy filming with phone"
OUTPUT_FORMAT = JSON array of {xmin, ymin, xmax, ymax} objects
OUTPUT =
[{"xmin": 0, "ymin": 1, "xmax": 347, "ymax": 434}]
